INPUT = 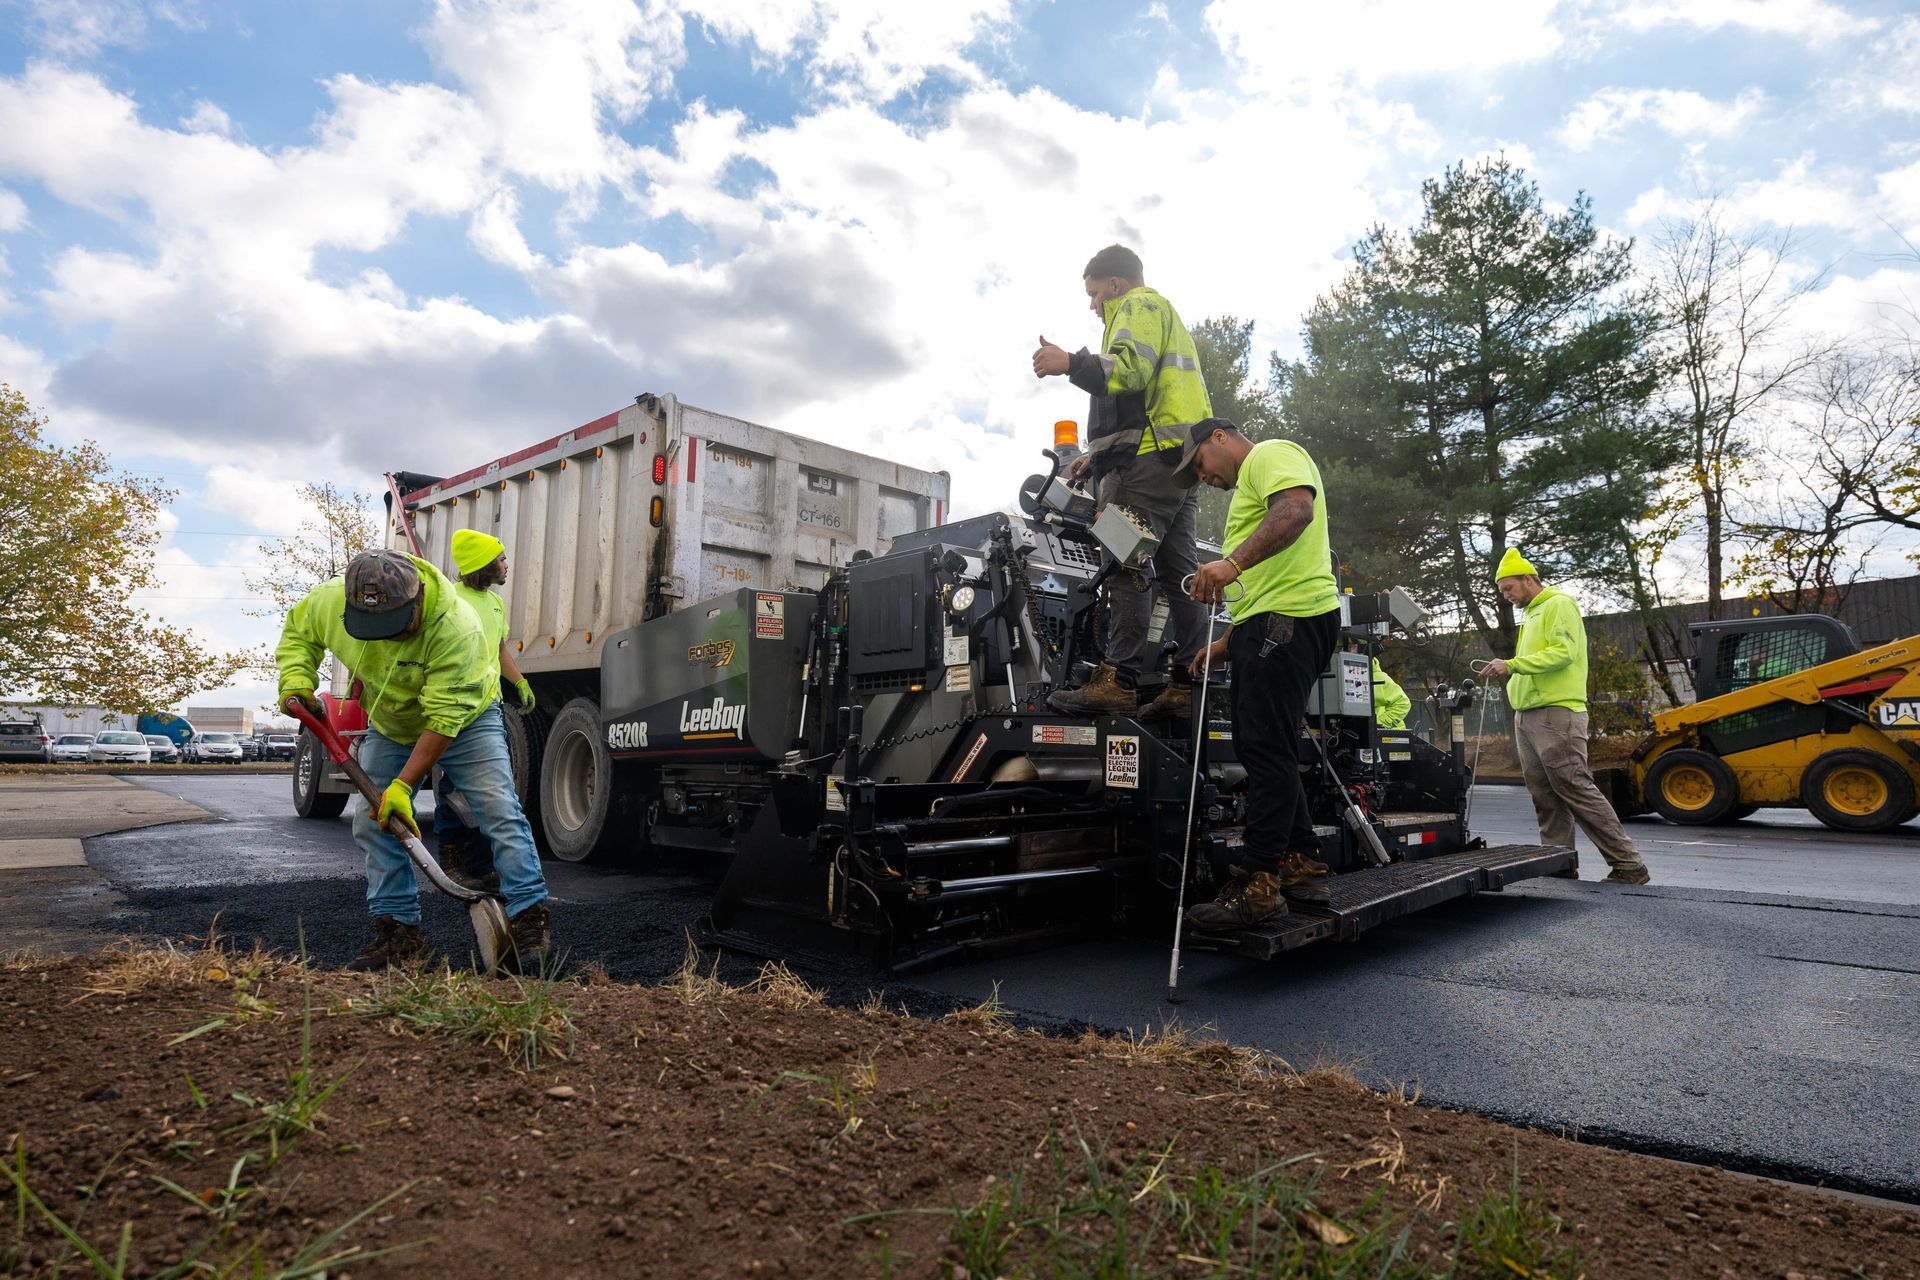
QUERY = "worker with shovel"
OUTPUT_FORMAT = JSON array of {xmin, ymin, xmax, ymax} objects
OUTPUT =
[
  {"xmin": 276, "ymin": 548, "xmax": 552, "ymax": 969},
  {"xmin": 430, "ymin": 529, "xmax": 538, "ymax": 894}
]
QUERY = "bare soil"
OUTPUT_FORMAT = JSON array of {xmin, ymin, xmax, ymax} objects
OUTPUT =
[{"xmin": 2, "ymin": 946, "xmax": 1915, "ymax": 1279}]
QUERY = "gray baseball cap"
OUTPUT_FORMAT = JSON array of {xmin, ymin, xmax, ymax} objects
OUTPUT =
[
  {"xmin": 342, "ymin": 550, "xmax": 421, "ymax": 641},
  {"xmin": 1170, "ymin": 418, "xmax": 1236, "ymax": 490}
]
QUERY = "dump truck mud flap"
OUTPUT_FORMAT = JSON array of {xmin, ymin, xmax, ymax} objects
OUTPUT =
[{"xmin": 1185, "ymin": 843, "xmax": 1575, "ymax": 961}]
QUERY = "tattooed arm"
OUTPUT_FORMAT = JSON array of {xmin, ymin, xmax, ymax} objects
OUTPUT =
[{"xmin": 1188, "ymin": 485, "xmax": 1317, "ymax": 604}]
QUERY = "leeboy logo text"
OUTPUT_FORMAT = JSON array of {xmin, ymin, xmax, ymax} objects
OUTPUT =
[{"xmin": 681, "ymin": 696, "xmax": 746, "ymax": 738}]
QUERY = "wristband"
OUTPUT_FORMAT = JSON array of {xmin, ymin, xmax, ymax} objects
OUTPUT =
[{"xmin": 1225, "ymin": 554, "xmax": 1243, "ymax": 577}]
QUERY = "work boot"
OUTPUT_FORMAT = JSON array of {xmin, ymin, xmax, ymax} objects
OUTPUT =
[
  {"xmin": 436, "ymin": 839, "xmax": 502, "ymax": 895},
  {"xmin": 1185, "ymin": 870, "xmax": 1286, "ymax": 928},
  {"xmin": 1276, "ymin": 849, "xmax": 1333, "ymax": 904},
  {"xmin": 1135, "ymin": 682, "xmax": 1191, "ymax": 724},
  {"xmin": 506, "ymin": 903, "xmax": 551, "ymax": 974},
  {"xmin": 346, "ymin": 916, "xmax": 427, "ymax": 971},
  {"xmin": 1603, "ymin": 866, "xmax": 1651, "ymax": 885},
  {"xmin": 1047, "ymin": 663, "xmax": 1137, "ymax": 717}
]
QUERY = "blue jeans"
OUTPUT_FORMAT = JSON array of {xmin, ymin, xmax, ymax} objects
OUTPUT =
[
  {"xmin": 354, "ymin": 704, "xmax": 546, "ymax": 921},
  {"xmin": 432, "ymin": 705, "xmax": 499, "ymax": 872}
]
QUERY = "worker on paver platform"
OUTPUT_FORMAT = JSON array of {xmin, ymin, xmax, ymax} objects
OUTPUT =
[
  {"xmin": 276, "ymin": 548, "xmax": 553, "ymax": 969},
  {"xmin": 1172, "ymin": 419, "xmax": 1340, "ymax": 927},
  {"xmin": 1031, "ymin": 243, "xmax": 1211, "ymax": 723},
  {"xmin": 431, "ymin": 529, "xmax": 537, "ymax": 895},
  {"xmin": 1347, "ymin": 641, "xmax": 1411, "ymax": 729},
  {"xmin": 1482, "ymin": 549, "xmax": 1651, "ymax": 885}
]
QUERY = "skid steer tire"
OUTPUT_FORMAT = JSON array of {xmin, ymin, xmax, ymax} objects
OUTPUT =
[
  {"xmin": 1801, "ymin": 749, "xmax": 1914, "ymax": 833},
  {"xmin": 538, "ymin": 697, "xmax": 638, "ymax": 863},
  {"xmin": 1643, "ymin": 748, "xmax": 1739, "ymax": 826},
  {"xmin": 292, "ymin": 731, "xmax": 349, "ymax": 820},
  {"xmin": 1713, "ymin": 803, "xmax": 1760, "ymax": 824}
]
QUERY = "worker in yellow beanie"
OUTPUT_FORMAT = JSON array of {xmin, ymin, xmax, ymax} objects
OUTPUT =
[
  {"xmin": 1482, "ymin": 548, "xmax": 1649, "ymax": 885},
  {"xmin": 434, "ymin": 528, "xmax": 537, "ymax": 893}
]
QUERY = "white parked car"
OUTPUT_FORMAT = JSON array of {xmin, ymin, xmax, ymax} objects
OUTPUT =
[
  {"xmin": 90, "ymin": 731, "xmax": 152, "ymax": 764},
  {"xmin": 50, "ymin": 734, "xmax": 94, "ymax": 764},
  {"xmin": 187, "ymin": 732, "xmax": 245, "ymax": 763},
  {"xmin": 143, "ymin": 734, "xmax": 180, "ymax": 763}
]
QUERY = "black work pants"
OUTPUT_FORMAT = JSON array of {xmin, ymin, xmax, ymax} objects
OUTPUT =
[
  {"xmin": 1228, "ymin": 608, "xmax": 1341, "ymax": 870},
  {"xmin": 1095, "ymin": 448, "xmax": 1204, "ymax": 680}
]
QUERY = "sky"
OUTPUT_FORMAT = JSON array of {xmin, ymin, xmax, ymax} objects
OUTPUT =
[{"xmin": 3, "ymin": 0, "xmax": 1919, "ymax": 711}]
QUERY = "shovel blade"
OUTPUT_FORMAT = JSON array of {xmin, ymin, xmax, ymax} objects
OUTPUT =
[{"xmin": 469, "ymin": 896, "xmax": 513, "ymax": 976}]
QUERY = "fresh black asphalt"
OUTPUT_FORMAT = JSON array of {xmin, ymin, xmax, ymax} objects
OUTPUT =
[{"xmin": 45, "ymin": 774, "xmax": 1920, "ymax": 1203}]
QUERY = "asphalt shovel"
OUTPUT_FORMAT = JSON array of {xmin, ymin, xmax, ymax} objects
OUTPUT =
[{"xmin": 284, "ymin": 697, "xmax": 514, "ymax": 975}]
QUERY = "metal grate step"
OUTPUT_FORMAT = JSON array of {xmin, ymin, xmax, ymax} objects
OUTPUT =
[{"xmin": 1184, "ymin": 843, "xmax": 1574, "ymax": 961}]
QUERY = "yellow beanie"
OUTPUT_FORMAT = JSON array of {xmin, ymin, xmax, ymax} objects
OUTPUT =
[
  {"xmin": 1495, "ymin": 547, "xmax": 1538, "ymax": 581},
  {"xmin": 451, "ymin": 529, "xmax": 505, "ymax": 577}
]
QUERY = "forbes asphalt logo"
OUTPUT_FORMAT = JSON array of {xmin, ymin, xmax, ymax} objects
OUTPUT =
[
  {"xmin": 607, "ymin": 720, "xmax": 650, "ymax": 750},
  {"xmin": 681, "ymin": 696, "xmax": 746, "ymax": 738},
  {"xmin": 1877, "ymin": 700, "xmax": 1920, "ymax": 728},
  {"xmin": 687, "ymin": 639, "xmax": 735, "ymax": 668}
]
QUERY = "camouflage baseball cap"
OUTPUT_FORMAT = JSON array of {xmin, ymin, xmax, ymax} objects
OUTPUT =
[{"xmin": 342, "ymin": 550, "xmax": 421, "ymax": 641}]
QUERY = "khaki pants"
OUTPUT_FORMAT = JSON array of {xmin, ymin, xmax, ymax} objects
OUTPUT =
[{"xmin": 1512, "ymin": 706, "xmax": 1645, "ymax": 872}]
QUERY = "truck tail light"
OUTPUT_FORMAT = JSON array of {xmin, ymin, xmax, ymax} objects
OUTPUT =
[
  {"xmin": 649, "ymin": 496, "xmax": 664, "ymax": 527},
  {"xmin": 652, "ymin": 454, "xmax": 668, "ymax": 484}
]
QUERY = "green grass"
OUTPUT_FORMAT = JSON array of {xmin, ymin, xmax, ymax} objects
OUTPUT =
[
  {"xmin": 855, "ymin": 1131, "xmax": 1582, "ymax": 1279},
  {"xmin": 345, "ymin": 962, "xmax": 575, "ymax": 1070}
]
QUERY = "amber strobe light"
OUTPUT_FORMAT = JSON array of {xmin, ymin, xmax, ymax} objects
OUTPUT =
[
  {"xmin": 649, "ymin": 495, "xmax": 664, "ymax": 526},
  {"xmin": 1053, "ymin": 419, "xmax": 1078, "ymax": 449},
  {"xmin": 652, "ymin": 453, "xmax": 668, "ymax": 484}
]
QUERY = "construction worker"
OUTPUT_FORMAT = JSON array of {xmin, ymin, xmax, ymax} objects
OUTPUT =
[
  {"xmin": 431, "ymin": 529, "xmax": 538, "ymax": 893},
  {"xmin": 1347, "ymin": 641, "xmax": 1410, "ymax": 729},
  {"xmin": 1483, "ymin": 548, "xmax": 1651, "ymax": 885},
  {"xmin": 1032, "ymin": 243, "xmax": 1210, "ymax": 722},
  {"xmin": 276, "ymin": 548, "xmax": 552, "ymax": 969},
  {"xmin": 1172, "ymin": 420, "xmax": 1341, "ymax": 927}
]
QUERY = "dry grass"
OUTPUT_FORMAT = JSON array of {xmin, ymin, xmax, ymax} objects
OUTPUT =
[
  {"xmin": 941, "ymin": 981, "xmax": 1012, "ymax": 1030},
  {"xmin": 1098, "ymin": 1020, "xmax": 1272, "ymax": 1083},
  {"xmin": 0, "ymin": 946, "xmax": 57, "ymax": 972},
  {"xmin": 662, "ymin": 934, "xmax": 731, "ymax": 1005},
  {"xmin": 743, "ymin": 961, "xmax": 825, "ymax": 1011},
  {"xmin": 82, "ymin": 925, "xmax": 296, "ymax": 997}
]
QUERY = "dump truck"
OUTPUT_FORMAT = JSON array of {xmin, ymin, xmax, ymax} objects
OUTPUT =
[
  {"xmin": 304, "ymin": 405, "xmax": 1573, "ymax": 969},
  {"xmin": 292, "ymin": 392, "xmax": 952, "ymax": 853},
  {"xmin": 1599, "ymin": 614, "xmax": 1920, "ymax": 833}
]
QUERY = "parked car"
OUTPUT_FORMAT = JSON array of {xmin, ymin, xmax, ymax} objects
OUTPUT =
[
  {"xmin": 186, "ymin": 732, "xmax": 245, "ymax": 764},
  {"xmin": 143, "ymin": 734, "xmax": 180, "ymax": 764},
  {"xmin": 0, "ymin": 718, "xmax": 52, "ymax": 763},
  {"xmin": 263, "ymin": 734, "xmax": 297, "ymax": 762},
  {"xmin": 239, "ymin": 736, "xmax": 262, "ymax": 761},
  {"xmin": 90, "ymin": 731, "xmax": 152, "ymax": 764},
  {"xmin": 50, "ymin": 734, "xmax": 93, "ymax": 764}
]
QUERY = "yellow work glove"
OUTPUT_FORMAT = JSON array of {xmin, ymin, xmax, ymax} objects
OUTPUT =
[
  {"xmin": 377, "ymin": 777, "xmax": 419, "ymax": 837},
  {"xmin": 510, "ymin": 678, "xmax": 536, "ymax": 714}
]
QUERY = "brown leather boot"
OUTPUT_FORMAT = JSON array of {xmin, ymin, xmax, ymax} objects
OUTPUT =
[
  {"xmin": 345, "ymin": 916, "xmax": 428, "ymax": 971},
  {"xmin": 1603, "ymin": 866, "xmax": 1651, "ymax": 885},
  {"xmin": 1276, "ymin": 850, "xmax": 1332, "ymax": 904},
  {"xmin": 1047, "ymin": 663, "xmax": 1137, "ymax": 716},
  {"xmin": 437, "ymin": 838, "xmax": 502, "ymax": 895},
  {"xmin": 507, "ymin": 903, "xmax": 551, "ymax": 974},
  {"xmin": 1185, "ymin": 870, "xmax": 1286, "ymax": 928},
  {"xmin": 1135, "ymin": 683, "xmax": 1191, "ymax": 723}
]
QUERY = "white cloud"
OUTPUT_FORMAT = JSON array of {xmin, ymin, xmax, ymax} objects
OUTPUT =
[
  {"xmin": 1828, "ymin": 15, "xmax": 1920, "ymax": 116},
  {"xmin": 1559, "ymin": 86, "xmax": 1765, "ymax": 151},
  {"xmin": 1606, "ymin": 0, "xmax": 1876, "ymax": 41},
  {"xmin": 1205, "ymin": 0, "xmax": 1563, "ymax": 91},
  {"xmin": 681, "ymin": 0, "xmax": 1013, "ymax": 101},
  {"xmin": 1624, "ymin": 155, "xmax": 1874, "ymax": 234},
  {"xmin": 13, "ymin": 0, "xmax": 205, "ymax": 58},
  {"xmin": 0, "ymin": 187, "xmax": 26, "ymax": 231},
  {"xmin": 180, "ymin": 98, "xmax": 232, "ymax": 136}
]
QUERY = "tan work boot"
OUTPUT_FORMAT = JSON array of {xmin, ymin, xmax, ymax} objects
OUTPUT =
[
  {"xmin": 1185, "ymin": 870, "xmax": 1286, "ymax": 928},
  {"xmin": 1135, "ymin": 683, "xmax": 1192, "ymax": 723},
  {"xmin": 1276, "ymin": 849, "xmax": 1332, "ymax": 904},
  {"xmin": 1603, "ymin": 866, "xmax": 1651, "ymax": 885},
  {"xmin": 345, "ymin": 916, "xmax": 428, "ymax": 971},
  {"xmin": 1047, "ymin": 663, "xmax": 1137, "ymax": 716}
]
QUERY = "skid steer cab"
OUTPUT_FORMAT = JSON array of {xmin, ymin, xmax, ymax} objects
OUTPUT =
[
  {"xmin": 596, "ymin": 447, "xmax": 1575, "ymax": 972},
  {"xmin": 1600, "ymin": 615, "xmax": 1920, "ymax": 833}
]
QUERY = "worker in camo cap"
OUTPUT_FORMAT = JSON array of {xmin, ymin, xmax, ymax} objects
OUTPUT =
[
  {"xmin": 1483, "ymin": 548, "xmax": 1650, "ymax": 885},
  {"xmin": 276, "ymin": 548, "xmax": 552, "ymax": 970},
  {"xmin": 432, "ymin": 529, "xmax": 537, "ymax": 893}
]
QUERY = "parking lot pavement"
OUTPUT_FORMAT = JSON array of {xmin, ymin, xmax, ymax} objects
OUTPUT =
[{"xmin": 11, "ymin": 774, "xmax": 1920, "ymax": 1201}]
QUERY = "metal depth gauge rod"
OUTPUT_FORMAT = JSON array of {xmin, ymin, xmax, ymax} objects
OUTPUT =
[{"xmin": 1166, "ymin": 574, "xmax": 1243, "ymax": 1003}]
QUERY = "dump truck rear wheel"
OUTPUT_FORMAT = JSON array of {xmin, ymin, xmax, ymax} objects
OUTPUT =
[
  {"xmin": 1801, "ymin": 749, "xmax": 1913, "ymax": 833},
  {"xmin": 539, "ymin": 697, "xmax": 637, "ymax": 862},
  {"xmin": 292, "ymin": 731, "xmax": 349, "ymax": 820},
  {"xmin": 1643, "ymin": 748, "xmax": 1739, "ymax": 825}
]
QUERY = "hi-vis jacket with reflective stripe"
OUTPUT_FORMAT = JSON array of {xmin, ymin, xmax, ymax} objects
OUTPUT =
[{"xmin": 1068, "ymin": 286, "xmax": 1212, "ymax": 464}]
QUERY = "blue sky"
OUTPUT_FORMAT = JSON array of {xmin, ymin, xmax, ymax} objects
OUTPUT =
[{"xmin": 3, "ymin": 0, "xmax": 1919, "ymax": 707}]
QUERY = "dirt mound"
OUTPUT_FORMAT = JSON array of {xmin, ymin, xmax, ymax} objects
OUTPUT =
[{"xmin": 2, "ymin": 944, "xmax": 1914, "ymax": 1278}]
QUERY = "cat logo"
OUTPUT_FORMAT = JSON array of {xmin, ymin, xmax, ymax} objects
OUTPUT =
[
  {"xmin": 687, "ymin": 639, "xmax": 736, "ymax": 668},
  {"xmin": 1875, "ymin": 700, "xmax": 1920, "ymax": 728}
]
